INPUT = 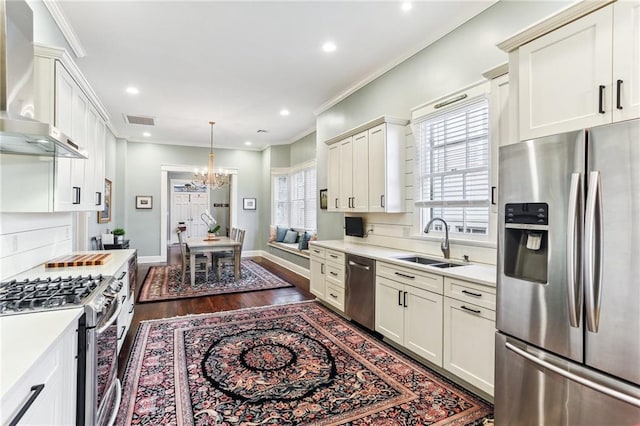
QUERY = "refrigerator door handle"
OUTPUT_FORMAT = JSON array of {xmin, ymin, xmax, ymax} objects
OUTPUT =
[
  {"xmin": 505, "ymin": 342, "xmax": 640, "ymax": 408},
  {"xmin": 567, "ymin": 172, "xmax": 583, "ymax": 328},
  {"xmin": 585, "ymin": 171, "xmax": 604, "ymax": 333}
]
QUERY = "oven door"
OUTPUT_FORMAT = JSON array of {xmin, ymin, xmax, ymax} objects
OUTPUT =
[{"xmin": 91, "ymin": 295, "xmax": 123, "ymax": 426}]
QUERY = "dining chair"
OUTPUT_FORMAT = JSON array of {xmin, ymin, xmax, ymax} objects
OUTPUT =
[
  {"xmin": 177, "ymin": 228, "xmax": 210, "ymax": 284},
  {"xmin": 217, "ymin": 228, "xmax": 245, "ymax": 280}
]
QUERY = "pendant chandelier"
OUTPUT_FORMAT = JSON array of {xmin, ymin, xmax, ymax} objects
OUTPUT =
[{"xmin": 193, "ymin": 121, "xmax": 228, "ymax": 189}]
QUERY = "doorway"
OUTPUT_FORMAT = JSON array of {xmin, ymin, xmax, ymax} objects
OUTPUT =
[{"xmin": 170, "ymin": 180, "xmax": 209, "ymax": 242}]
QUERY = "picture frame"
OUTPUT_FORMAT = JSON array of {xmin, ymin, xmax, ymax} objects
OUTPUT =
[
  {"xmin": 243, "ymin": 198, "xmax": 256, "ymax": 210},
  {"xmin": 319, "ymin": 188, "xmax": 328, "ymax": 210},
  {"xmin": 136, "ymin": 195, "xmax": 153, "ymax": 209},
  {"xmin": 97, "ymin": 178, "xmax": 112, "ymax": 223}
]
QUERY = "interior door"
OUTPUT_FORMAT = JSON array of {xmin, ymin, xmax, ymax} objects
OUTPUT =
[
  {"xmin": 171, "ymin": 192, "xmax": 191, "ymax": 242},
  {"xmin": 189, "ymin": 193, "xmax": 209, "ymax": 238}
]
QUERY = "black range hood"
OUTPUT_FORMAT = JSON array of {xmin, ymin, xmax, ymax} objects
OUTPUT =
[{"xmin": 0, "ymin": 0, "xmax": 86, "ymax": 159}]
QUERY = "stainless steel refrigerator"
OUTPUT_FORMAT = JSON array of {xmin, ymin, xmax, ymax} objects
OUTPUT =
[{"xmin": 495, "ymin": 119, "xmax": 640, "ymax": 425}]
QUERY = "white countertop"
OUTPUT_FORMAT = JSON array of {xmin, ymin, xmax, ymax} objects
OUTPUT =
[
  {"xmin": 310, "ymin": 240, "xmax": 496, "ymax": 287},
  {"xmin": 0, "ymin": 307, "xmax": 83, "ymax": 397},
  {"xmin": 9, "ymin": 249, "xmax": 136, "ymax": 281}
]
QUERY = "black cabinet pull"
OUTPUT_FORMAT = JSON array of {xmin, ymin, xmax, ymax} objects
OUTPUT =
[
  {"xmin": 394, "ymin": 271, "xmax": 415, "ymax": 280},
  {"xmin": 616, "ymin": 79, "xmax": 623, "ymax": 110},
  {"xmin": 330, "ymin": 271, "xmax": 338, "ymax": 276},
  {"xmin": 381, "ymin": 194, "xmax": 385, "ymax": 208},
  {"xmin": 403, "ymin": 291, "xmax": 408, "ymax": 307},
  {"xmin": 491, "ymin": 186, "xmax": 497, "ymax": 205},
  {"xmin": 329, "ymin": 293, "xmax": 338, "ymax": 299},
  {"xmin": 461, "ymin": 305, "xmax": 481, "ymax": 314},
  {"xmin": 118, "ymin": 325, "xmax": 126, "ymax": 340},
  {"xmin": 598, "ymin": 85, "xmax": 606, "ymax": 114},
  {"xmin": 335, "ymin": 198, "xmax": 338, "ymax": 209},
  {"xmin": 462, "ymin": 289, "xmax": 483, "ymax": 298},
  {"xmin": 330, "ymin": 254, "xmax": 338, "ymax": 258},
  {"xmin": 72, "ymin": 187, "xmax": 81, "ymax": 204},
  {"xmin": 96, "ymin": 191, "xmax": 102, "ymax": 206},
  {"xmin": 398, "ymin": 290, "xmax": 403, "ymax": 306},
  {"xmin": 128, "ymin": 304, "xmax": 134, "ymax": 314},
  {"xmin": 9, "ymin": 384, "xmax": 45, "ymax": 426}
]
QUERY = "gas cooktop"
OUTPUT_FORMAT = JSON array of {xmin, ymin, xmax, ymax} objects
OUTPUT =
[{"xmin": 0, "ymin": 274, "xmax": 111, "ymax": 315}]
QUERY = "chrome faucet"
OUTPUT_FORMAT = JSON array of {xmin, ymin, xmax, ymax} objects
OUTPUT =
[{"xmin": 424, "ymin": 217, "xmax": 450, "ymax": 259}]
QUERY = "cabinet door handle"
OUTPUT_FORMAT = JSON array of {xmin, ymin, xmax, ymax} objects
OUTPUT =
[
  {"xmin": 616, "ymin": 79, "xmax": 623, "ymax": 110},
  {"xmin": 335, "ymin": 198, "xmax": 339, "ymax": 209},
  {"xmin": 330, "ymin": 271, "xmax": 338, "ymax": 276},
  {"xmin": 394, "ymin": 271, "xmax": 415, "ymax": 280},
  {"xmin": 461, "ymin": 305, "xmax": 481, "ymax": 314},
  {"xmin": 72, "ymin": 187, "xmax": 81, "ymax": 204},
  {"xmin": 381, "ymin": 194, "xmax": 385, "ymax": 208},
  {"xmin": 128, "ymin": 304, "xmax": 135, "ymax": 314},
  {"xmin": 598, "ymin": 85, "xmax": 605, "ymax": 114},
  {"xmin": 329, "ymin": 293, "xmax": 338, "ymax": 299},
  {"xmin": 329, "ymin": 254, "xmax": 338, "ymax": 259},
  {"xmin": 403, "ymin": 291, "xmax": 408, "ymax": 307},
  {"xmin": 462, "ymin": 289, "xmax": 483, "ymax": 298},
  {"xmin": 9, "ymin": 384, "xmax": 45, "ymax": 426},
  {"xmin": 398, "ymin": 290, "xmax": 403, "ymax": 306},
  {"xmin": 96, "ymin": 191, "xmax": 102, "ymax": 205},
  {"xmin": 320, "ymin": 263, "xmax": 324, "ymax": 274},
  {"xmin": 118, "ymin": 325, "xmax": 126, "ymax": 340},
  {"xmin": 491, "ymin": 186, "xmax": 497, "ymax": 205}
]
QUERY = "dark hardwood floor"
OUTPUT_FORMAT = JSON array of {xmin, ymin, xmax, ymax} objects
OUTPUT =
[{"xmin": 117, "ymin": 246, "xmax": 314, "ymax": 378}]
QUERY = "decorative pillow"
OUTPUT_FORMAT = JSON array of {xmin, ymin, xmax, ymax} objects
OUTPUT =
[
  {"xmin": 276, "ymin": 226, "xmax": 288, "ymax": 242},
  {"xmin": 298, "ymin": 231, "xmax": 311, "ymax": 250},
  {"xmin": 268, "ymin": 225, "xmax": 277, "ymax": 243},
  {"xmin": 283, "ymin": 229, "xmax": 299, "ymax": 244}
]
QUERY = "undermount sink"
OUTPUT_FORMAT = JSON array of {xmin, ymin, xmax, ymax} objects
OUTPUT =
[{"xmin": 394, "ymin": 256, "xmax": 463, "ymax": 268}]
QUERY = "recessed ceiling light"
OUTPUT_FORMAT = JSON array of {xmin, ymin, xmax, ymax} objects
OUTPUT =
[
  {"xmin": 143, "ymin": 132, "xmax": 151, "ymax": 137},
  {"xmin": 126, "ymin": 86, "xmax": 139, "ymax": 95},
  {"xmin": 322, "ymin": 42, "xmax": 337, "ymax": 53},
  {"xmin": 244, "ymin": 141, "xmax": 252, "ymax": 146},
  {"xmin": 401, "ymin": 1, "xmax": 412, "ymax": 12},
  {"xmin": 280, "ymin": 109, "xmax": 290, "ymax": 117}
]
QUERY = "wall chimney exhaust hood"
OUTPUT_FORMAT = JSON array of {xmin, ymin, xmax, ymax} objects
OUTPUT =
[{"xmin": 0, "ymin": 0, "xmax": 86, "ymax": 159}]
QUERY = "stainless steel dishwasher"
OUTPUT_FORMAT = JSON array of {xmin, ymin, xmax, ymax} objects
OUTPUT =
[{"xmin": 345, "ymin": 254, "xmax": 376, "ymax": 330}]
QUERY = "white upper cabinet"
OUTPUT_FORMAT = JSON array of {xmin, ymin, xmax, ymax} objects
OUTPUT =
[
  {"xmin": 504, "ymin": 1, "xmax": 639, "ymax": 141},
  {"xmin": 325, "ymin": 116, "xmax": 408, "ymax": 213}
]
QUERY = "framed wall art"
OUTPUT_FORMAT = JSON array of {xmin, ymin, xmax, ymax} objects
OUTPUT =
[
  {"xmin": 319, "ymin": 188, "xmax": 328, "ymax": 210},
  {"xmin": 243, "ymin": 198, "xmax": 256, "ymax": 210},
  {"xmin": 98, "ymin": 178, "xmax": 112, "ymax": 223},
  {"xmin": 136, "ymin": 195, "xmax": 153, "ymax": 209}
]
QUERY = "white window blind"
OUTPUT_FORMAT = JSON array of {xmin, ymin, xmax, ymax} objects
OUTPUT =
[
  {"xmin": 414, "ymin": 96, "xmax": 490, "ymax": 235},
  {"xmin": 272, "ymin": 174, "xmax": 289, "ymax": 226}
]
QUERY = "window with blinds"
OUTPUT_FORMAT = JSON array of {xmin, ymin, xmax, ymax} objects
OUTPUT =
[
  {"xmin": 414, "ymin": 96, "xmax": 490, "ymax": 236},
  {"xmin": 271, "ymin": 162, "xmax": 317, "ymax": 231}
]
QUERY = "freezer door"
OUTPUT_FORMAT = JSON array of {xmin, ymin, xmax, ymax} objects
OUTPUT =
[
  {"xmin": 495, "ymin": 333, "xmax": 640, "ymax": 426},
  {"xmin": 585, "ymin": 120, "xmax": 640, "ymax": 386},
  {"xmin": 497, "ymin": 132, "xmax": 585, "ymax": 362}
]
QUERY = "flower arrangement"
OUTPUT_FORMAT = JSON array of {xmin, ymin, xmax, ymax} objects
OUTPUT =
[{"xmin": 208, "ymin": 224, "xmax": 220, "ymax": 234}]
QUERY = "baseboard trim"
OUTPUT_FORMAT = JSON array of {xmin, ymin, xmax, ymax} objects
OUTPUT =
[
  {"xmin": 138, "ymin": 255, "xmax": 165, "ymax": 264},
  {"xmin": 258, "ymin": 250, "xmax": 310, "ymax": 279}
]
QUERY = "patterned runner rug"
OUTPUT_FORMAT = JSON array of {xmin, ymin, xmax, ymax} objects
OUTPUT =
[
  {"xmin": 118, "ymin": 302, "xmax": 492, "ymax": 425},
  {"xmin": 137, "ymin": 260, "xmax": 293, "ymax": 303}
]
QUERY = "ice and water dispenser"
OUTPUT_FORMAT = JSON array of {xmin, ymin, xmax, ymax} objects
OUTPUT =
[{"xmin": 503, "ymin": 203, "xmax": 549, "ymax": 284}]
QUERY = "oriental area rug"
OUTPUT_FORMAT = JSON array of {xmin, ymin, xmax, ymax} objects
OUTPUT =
[
  {"xmin": 137, "ymin": 260, "xmax": 293, "ymax": 303},
  {"xmin": 117, "ymin": 301, "xmax": 493, "ymax": 425}
]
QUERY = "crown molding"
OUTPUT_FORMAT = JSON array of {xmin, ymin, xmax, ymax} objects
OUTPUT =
[
  {"xmin": 285, "ymin": 125, "xmax": 316, "ymax": 145},
  {"xmin": 481, "ymin": 62, "xmax": 508, "ymax": 80},
  {"xmin": 324, "ymin": 115, "xmax": 409, "ymax": 146},
  {"xmin": 42, "ymin": 0, "xmax": 86, "ymax": 58},
  {"xmin": 497, "ymin": 0, "xmax": 615, "ymax": 53}
]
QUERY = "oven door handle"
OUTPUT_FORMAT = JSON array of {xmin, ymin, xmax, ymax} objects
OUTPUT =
[
  {"xmin": 106, "ymin": 379, "xmax": 122, "ymax": 426},
  {"xmin": 96, "ymin": 297, "xmax": 124, "ymax": 335}
]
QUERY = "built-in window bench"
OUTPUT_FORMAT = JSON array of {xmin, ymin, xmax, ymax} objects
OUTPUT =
[{"xmin": 268, "ymin": 242, "xmax": 310, "ymax": 259}]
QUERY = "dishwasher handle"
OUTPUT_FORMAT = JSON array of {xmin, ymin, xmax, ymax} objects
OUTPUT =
[{"xmin": 348, "ymin": 260, "xmax": 370, "ymax": 270}]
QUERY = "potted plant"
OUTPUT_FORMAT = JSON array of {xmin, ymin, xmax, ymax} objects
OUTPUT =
[
  {"xmin": 207, "ymin": 224, "xmax": 220, "ymax": 240},
  {"xmin": 112, "ymin": 228, "xmax": 125, "ymax": 244}
]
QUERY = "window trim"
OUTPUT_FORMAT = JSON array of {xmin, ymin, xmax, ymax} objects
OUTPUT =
[
  {"xmin": 270, "ymin": 160, "xmax": 317, "ymax": 232},
  {"xmin": 410, "ymin": 81, "xmax": 496, "ymax": 243}
]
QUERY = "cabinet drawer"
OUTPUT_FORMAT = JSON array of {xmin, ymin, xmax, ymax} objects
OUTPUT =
[
  {"xmin": 310, "ymin": 246, "xmax": 325, "ymax": 260},
  {"xmin": 325, "ymin": 282, "xmax": 345, "ymax": 311},
  {"xmin": 444, "ymin": 277, "xmax": 496, "ymax": 311},
  {"xmin": 325, "ymin": 249, "xmax": 345, "ymax": 265},
  {"xmin": 325, "ymin": 263, "xmax": 344, "ymax": 287},
  {"xmin": 377, "ymin": 261, "xmax": 443, "ymax": 294}
]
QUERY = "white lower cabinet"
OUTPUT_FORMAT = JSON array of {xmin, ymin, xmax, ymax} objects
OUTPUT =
[
  {"xmin": 375, "ymin": 269, "xmax": 443, "ymax": 367},
  {"xmin": 309, "ymin": 245, "xmax": 345, "ymax": 312},
  {"xmin": 443, "ymin": 277, "xmax": 496, "ymax": 396},
  {"xmin": 115, "ymin": 257, "xmax": 135, "ymax": 353},
  {"xmin": 1, "ymin": 319, "xmax": 77, "ymax": 425}
]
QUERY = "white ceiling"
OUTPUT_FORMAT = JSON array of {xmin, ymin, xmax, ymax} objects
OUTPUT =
[{"xmin": 54, "ymin": 1, "xmax": 495, "ymax": 150}]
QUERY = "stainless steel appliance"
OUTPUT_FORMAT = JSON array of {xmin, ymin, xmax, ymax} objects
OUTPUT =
[
  {"xmin": 0, "ymin": 273, "xmax": 125, "ymax": 426},
  {"xmin": 345, "ymin": 254, "xmax": 375, "ymax": 330},
  {"xmin": 496, "ymin": 119, "xmax": 640, "ymax": 424}
]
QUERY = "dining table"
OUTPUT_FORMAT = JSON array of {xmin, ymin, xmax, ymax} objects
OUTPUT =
[{"xmin": 185, "ymin": 236, "xmax": 242, "ymax": 285}]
